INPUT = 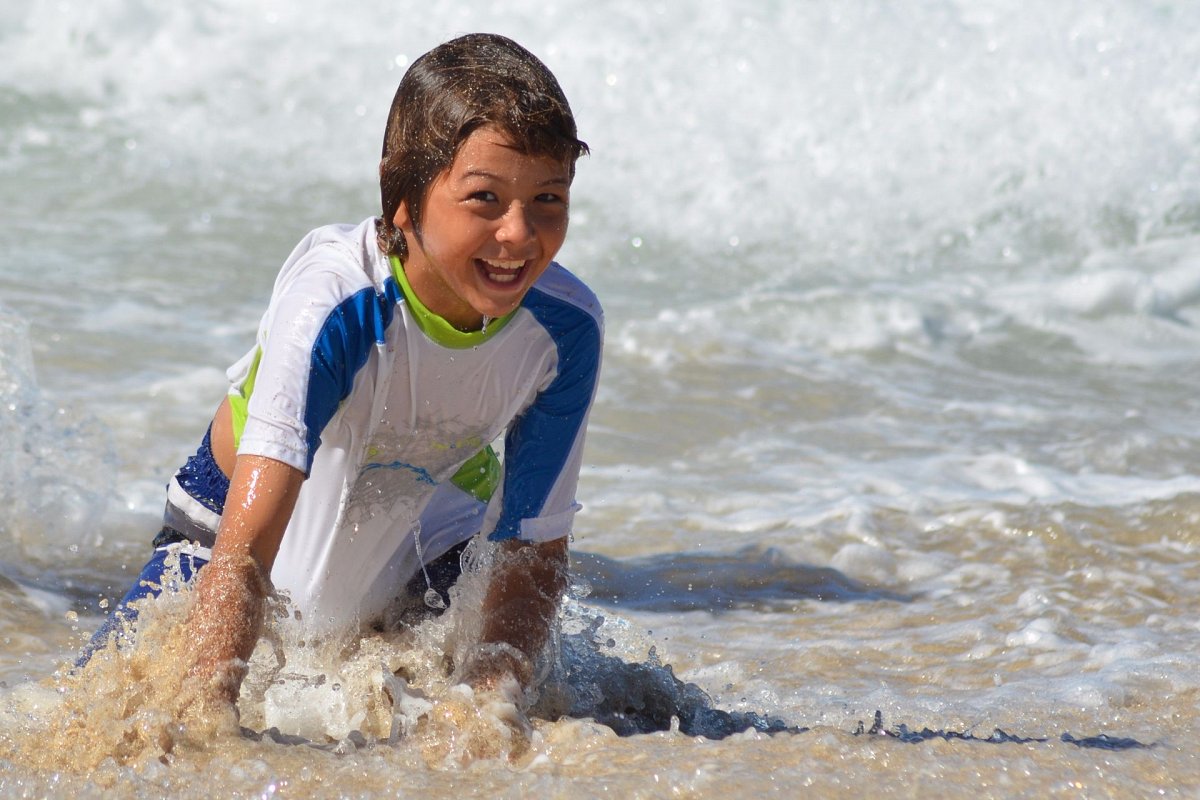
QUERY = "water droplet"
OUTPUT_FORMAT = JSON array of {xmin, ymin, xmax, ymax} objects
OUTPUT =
[{"xmin": 423, "ymin": 588, "xmax": 446, "ymax": 610}]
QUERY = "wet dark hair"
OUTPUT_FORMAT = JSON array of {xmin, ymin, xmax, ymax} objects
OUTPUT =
[{"xmin": 377, "ymin": 33, "xmax": 589, "ymax": 259}]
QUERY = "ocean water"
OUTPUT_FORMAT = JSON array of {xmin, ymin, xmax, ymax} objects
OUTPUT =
[{"xmin": 2, "ymin": 0, "xmax": 1200, "ymax": 795}]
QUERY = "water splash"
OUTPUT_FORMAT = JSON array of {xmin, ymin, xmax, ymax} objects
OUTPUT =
[
  {"xmin": 0, "ymin": 305, "xmax": 115, "ymax": 567},
  {"xmin": 532, "ymin": 598, "xmax": 802, "ymax": 738}
]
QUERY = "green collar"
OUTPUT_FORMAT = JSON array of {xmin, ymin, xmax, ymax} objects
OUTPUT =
[{"xmin": 389, "ymin": 255, "xmax": 516, "ymax": 348}]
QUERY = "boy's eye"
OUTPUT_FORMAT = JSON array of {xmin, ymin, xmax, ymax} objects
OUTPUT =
[
  {"xmin": 536, "ymin": 192, "xmax": 567, "ymax": 205},
  {"xmin": 468, "ymin": 190, "xmax": 498, "ymax": 203}
]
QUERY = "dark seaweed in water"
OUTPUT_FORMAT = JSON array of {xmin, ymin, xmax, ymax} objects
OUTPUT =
[
  {"xmin": 1058, "ymin": 732, "xmax": 1156, "ymax": 751},
  {"xmin": 852, "ymin": 710, "xmax": 1154, "ymax": 751}
]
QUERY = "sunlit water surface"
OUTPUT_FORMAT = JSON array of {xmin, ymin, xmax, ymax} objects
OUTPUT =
[{"xmin": 2, "ymin": 0, "xmax": 1200, "ymax": 796}]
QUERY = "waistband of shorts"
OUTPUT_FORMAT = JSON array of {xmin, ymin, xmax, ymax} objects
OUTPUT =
[
  {"xmin": 163, "ymin": 475, "xmax": 220, "ymax": 549},
  {"xmin": 151, "ymin": 527, "xmax": 214, "ymax": 562}
]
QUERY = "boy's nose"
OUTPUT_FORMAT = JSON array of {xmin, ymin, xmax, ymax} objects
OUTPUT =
[{"xmin": 496, "ymin": 202, "xmax": 535, "ymax": 246}]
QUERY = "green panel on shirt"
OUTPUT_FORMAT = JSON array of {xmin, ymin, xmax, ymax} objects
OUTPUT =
[
  {"xmin": 227, "ymin": 346, "xmax": 263, "ymax": 449},
  {"xmin": 449, "ymin": 445, "xmax": 501, "ymax": 503}
]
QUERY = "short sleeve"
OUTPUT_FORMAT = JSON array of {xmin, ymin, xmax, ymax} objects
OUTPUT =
[
  {"xmin": 484, "ymin": 283, "xmax": 604, "ymax": 542},
  {"xmin": 236, "ymin": 256, "xmax": 386, "ymax": 475}
]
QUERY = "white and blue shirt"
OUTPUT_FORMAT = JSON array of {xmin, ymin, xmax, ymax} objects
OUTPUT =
[{"xmin": 206, "ymin": 218, "xmax": 601, "ymax": 628}]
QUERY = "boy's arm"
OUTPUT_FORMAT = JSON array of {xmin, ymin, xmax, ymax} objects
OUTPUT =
[
  {"xmin": 461, "ymin": 536, "xmax": 569, "ymax": 691},
  {"xmin": 187, "ymin": 453, "xmax": 304, "ymax": 703}
]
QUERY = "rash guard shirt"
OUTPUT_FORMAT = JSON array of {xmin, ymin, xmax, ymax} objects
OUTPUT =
[{"xmin": 187, "ymin": 218, "xmax": 603, "ymax": 629}]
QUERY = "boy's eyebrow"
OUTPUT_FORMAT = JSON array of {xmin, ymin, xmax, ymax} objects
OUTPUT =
[{"xmin": 460, "ymin": 168, "xmax": 570, "ymax": 186}]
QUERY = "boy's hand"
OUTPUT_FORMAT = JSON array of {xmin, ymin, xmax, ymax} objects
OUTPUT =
[
  {"xmin": 465, "ymin": 536, "xmax": 569, "ymax": 691},
  {"xmin": 418, "ymin": 682, "xmax": 533, "ymax": 766},
  {"xmin": 184, "ymin": 548, "xmax": 272, "ymax": 706},
  {"xmin": 458, "ymin": 642, "xmax": 535, "ymax": 691},
  {"xmin": 185, "ymin": 453, "xmax": 303, "ymax": 705}
]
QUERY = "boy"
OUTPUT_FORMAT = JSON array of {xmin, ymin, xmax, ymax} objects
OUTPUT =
[{"xmin": 84, "ymin": 33, "xmax": 602, "ymax": 713}]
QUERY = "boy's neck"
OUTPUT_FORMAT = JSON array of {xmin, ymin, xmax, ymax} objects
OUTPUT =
[{"xmin": 388, "ymin": 256, "xmax": 516, "ymax": 348}]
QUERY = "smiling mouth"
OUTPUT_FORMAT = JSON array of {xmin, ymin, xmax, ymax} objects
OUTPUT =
[{"xmin": 478, "ymin": 258, "xmax": 527, "ymax": 285}]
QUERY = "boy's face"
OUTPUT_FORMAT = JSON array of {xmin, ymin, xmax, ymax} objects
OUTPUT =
[{"xmin": 393, "ymin": 126, "xmax": 572, "ymax": 331}]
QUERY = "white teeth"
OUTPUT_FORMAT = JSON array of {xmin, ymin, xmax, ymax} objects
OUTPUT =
[{"xmin": 481, "ymin": 258, "xmax": 524, "ymax": 284}]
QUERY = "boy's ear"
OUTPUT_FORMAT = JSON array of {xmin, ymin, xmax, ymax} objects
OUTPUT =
[{"xmin": 392, "ymin": 201, "xmax": 412, "ymax": 233}]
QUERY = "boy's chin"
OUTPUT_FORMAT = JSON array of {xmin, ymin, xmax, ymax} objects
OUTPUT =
[
  {"xmin": 475, "ymin": 300, "xmax": 521, "ymax": 321},
  {"xmin": 471, "ymin": 288, "xmax": 530, "ymax": 319}
]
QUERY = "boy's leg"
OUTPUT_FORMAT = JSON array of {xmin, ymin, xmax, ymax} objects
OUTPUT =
[
  {"xmin": 402, "ymin": 537, "xmax": 472, "ymax": 612},
  {"xmin": 384, "ymin": 443, "xmax": 500, "ymax": 621},
  {"xmin": 373, "ymin": 482, "xmax": 488, "ymax": 628},
  {"xmin": 75, "ymin": 532, "xmax": 209, "ymax": 667}
]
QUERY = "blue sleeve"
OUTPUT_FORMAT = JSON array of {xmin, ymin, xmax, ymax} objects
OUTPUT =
[
  {"xmin": 302, "ymin": 287, "xmax": 393, "ymax": 472},
  {"xmin": 488, "ymin": 289, "xmax": 603, "ymax": 541}
]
